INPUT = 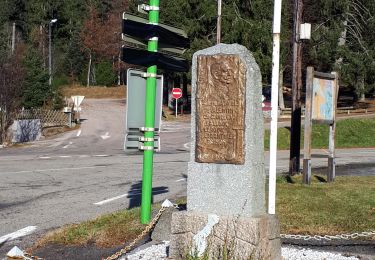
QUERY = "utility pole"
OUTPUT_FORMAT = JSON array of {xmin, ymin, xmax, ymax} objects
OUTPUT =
[
  {"xmin": 289, "ymin": 0, "xmax": 303, "ymax": 175},
  {"xmin": 217, "ymin": 0, "xmax": 222, "ymax": 44}
]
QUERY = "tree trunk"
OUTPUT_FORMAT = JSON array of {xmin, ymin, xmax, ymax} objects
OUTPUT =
[
  {"xmin": 359, "ymin": 75, "xmax": 365, "ymax": 101},
  {"xmin": 336, "ymin": 20, "xmax": 347, "ymax": 66},
  {"xmin": 41, "ymin": 25, "xmax": 46, "ymax": 68},
  {"xmin": 117, "ymin": 51, "xmax": 121, "ymax": 85},
  {"xmin": 11, "ymin": 22, "xmax": 15, "ymax": 54},
  {"xmin": 87, "ymin": 52, "xmax": 92, "ymax": 87}
]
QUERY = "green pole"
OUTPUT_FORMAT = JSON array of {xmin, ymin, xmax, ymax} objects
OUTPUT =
[{"xmin": 141, "ymin": 0, "xmax": 160, "ymax": 224}]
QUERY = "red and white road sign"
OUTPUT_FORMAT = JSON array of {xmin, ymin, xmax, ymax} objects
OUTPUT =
[{"xmin": 172, "ymin": 88, "xmax": 182, "ymax": 99}]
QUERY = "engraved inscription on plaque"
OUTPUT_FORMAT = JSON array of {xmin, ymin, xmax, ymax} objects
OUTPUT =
[{"xmin": 196, "ymin": 54, "xmax": 246, "ymax": 164}]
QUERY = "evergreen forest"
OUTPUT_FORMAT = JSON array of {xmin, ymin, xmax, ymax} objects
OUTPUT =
[{"xmin": 0, "ymin": 0, "xmax": 374, "ymax": 111}]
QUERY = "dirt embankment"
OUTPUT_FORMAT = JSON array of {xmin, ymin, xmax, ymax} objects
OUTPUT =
[{"xmin": 61, "ymin": 85, "xmax": 126, "ymax": 99}]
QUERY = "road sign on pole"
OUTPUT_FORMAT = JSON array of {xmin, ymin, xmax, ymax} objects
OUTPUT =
[
  {"xmin": 71, "ymin": 95, "xmax": 84, "ymax": 108},
  {"xmin": 71, "ymin": 96, "xmax": 85, "ymax": 123},
  {"xmin": 124, "ymin": 69, "xmax": 163, "ymax": 152},
  {"xmin": 122, "ymin": 12, "xmax": 189, "ymax": 73},
  {"xmin": 121, "ymin": 0, "xmax": 190, "ymax": 224},
  {"xmin": 172, "ymin": 87, "xmax": 182, "ymax": 99},
  {"xmin": 172, "ymin": 88, "xmax": 182, "ymax": 118},
  {"xmin": 121, "ymin": 47, "xmax": 189, "ymax": 72}
]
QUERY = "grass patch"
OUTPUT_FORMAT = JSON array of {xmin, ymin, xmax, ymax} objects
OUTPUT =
[
  {"xmin": 60, "ymin": 85, "xmax": 126, "ymax": 99},
  {"xmin": 34, "ymin": 207, "xmax": 146, "ymax": 249},
  {"xmin": 34, "ymin": 176, "xmax": 375, "ymax": 249},
  {"xmin": 265, "ymin": 118, "xmax": 375, "ymax": 150},
  {"xmin": 276, "ymin": 175, "xmax": 375, "ymax": 235}
]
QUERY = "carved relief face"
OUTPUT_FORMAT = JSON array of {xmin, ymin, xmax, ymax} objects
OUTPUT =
[
  {"xmin": 211, "ymin": 62, "xmax": 235, "ymax": 85},
  {"xmin": 196, "ymin": 54, "xmax": 246, "ymax": 165}
]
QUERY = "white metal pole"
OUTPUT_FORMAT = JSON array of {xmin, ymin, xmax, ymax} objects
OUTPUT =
[
  {"xmin": 175, "ymin": 99, "xmax": 178, "ymax": 118},
  {"xmin": 268, "ymin": 0, "xmax": 283, "ymax": 215}
]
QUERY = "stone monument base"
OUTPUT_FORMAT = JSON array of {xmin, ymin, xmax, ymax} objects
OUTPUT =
[{"xmin": 170, "ymin": 211, "xmax": 281, "ymax": 260}]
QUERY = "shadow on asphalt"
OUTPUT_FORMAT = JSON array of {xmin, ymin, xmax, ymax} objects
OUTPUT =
[{"xmin": 127, "ymin": 181, "xmax": 169, "ymax": 209}]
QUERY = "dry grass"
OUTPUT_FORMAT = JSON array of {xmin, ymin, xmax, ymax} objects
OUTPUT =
[
  {"xmin": 60, "ymin": 85, "xmax": 126, "ymax": 99},
  {"xmin": 34, "ymin": 207, "xmax": 146, "ymax": 249}
]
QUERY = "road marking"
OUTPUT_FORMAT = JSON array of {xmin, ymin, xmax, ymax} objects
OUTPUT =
[
  {"xmin": 59, "ymin": 156, "xmax": 72, "ymax": 158},
  {"xmin": 183, "ymin": 142, "xmax": 190, "ymax": 149},
  {"xmin": 4, "ymin": 166, "xmax": 107, "ymax": 174},
  {"xmin": 101, "ymin": 132, "xmax": 111, "ymax": 140},
  {"xmin": 0, "ymin": 226, "xmax": 37, "ymax": 244},
  {"xmin": 176, "ymin": 178, "xmax": 186, "ymax": 182},
  {"xmin": 77, "ymin": 130, "xmax": 82, "ymax": 137},
  {"xmin": 338, "ymin": 151, "xmax": 375, "ymax": 155},
  {"xmin": 39, "ymin": 156, "xmax": 51, "ymax": 159},
  {"xmin": 94, "ymin": 193, "xmax": 129, "ymax": 205},
  {"xmin": 94, "ymin": 191, "xmax": 144, "ymax": 206},
  {"xmin": 94, "ymin": 154, "xmax": 110, "ymax": 157},
  {"xmin": 79, "ymin": 155, "xmax": 90, "ymax": 158},
  {"xmin": 63, "ymin": 142, "xmax": 73, "ymax": 149}
]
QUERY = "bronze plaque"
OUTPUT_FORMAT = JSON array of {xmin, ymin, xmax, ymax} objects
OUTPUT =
[{"xmin": 196, "ymin": 54, "xmax": 246, "ymax": 164}]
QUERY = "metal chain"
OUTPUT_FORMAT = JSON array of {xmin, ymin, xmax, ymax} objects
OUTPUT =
[
  {"xmin": 23, "ymin": 252, "xmax": 45, "ymax": 260},
  {"xmin": 281, "ymin": 230, "xmax": 375, "ymax": 241},
  {"xmin": 103, "ymin": 206, "xmax": 166, "ymax": 260}
]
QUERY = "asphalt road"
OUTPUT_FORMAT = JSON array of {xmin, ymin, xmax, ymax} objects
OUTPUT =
[{"xmin": 0, "ymin": 99, "xmax": 374, "ymax": 256}]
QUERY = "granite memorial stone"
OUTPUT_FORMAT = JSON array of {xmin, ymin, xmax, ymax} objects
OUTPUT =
[{"xmin": 170, "ymin": 44, "xmax": 281, "ymax": 260}]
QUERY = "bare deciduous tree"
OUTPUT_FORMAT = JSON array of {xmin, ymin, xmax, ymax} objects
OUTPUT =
[{"xmin": 0, "ymin": 45, "xmax": 24, "ymax": 144}]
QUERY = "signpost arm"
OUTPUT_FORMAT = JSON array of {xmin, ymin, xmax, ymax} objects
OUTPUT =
[{"xmin": 141, "ymin": 0, "xmax": 159, "ymax": 224}]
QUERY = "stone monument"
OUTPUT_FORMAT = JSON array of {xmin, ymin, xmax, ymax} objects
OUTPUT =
[{"xmin": 170, "ymin": 44, "xmax": 281, "ymax": 259}]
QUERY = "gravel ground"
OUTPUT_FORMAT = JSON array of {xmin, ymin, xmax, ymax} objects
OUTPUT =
[{"xmin": 121, "ymin": 242, "xmax": 362, "ymax": 260}]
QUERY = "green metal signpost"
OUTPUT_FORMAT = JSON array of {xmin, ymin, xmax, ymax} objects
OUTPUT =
[
  {"xmin": 121, "ymin": 0, "xmax": 189, "ymax": 224},
  {"xmin": 141, "ymin": 0, "xmax": 160, "ymax": 224}
]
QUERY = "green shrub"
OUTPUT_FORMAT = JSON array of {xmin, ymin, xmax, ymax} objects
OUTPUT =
[
  {"xmin": 52, "ymin": 75, "xmax": 69, "ymax": 89},
  {"xmin": 95, "ymin": 61, "xmax": 116, "ymax": 87}
]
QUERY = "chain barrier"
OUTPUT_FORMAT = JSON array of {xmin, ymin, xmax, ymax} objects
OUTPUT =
[
  {"xmin": 281, "ymin": 230, "xmax": 375, "ymax": 241},
  {"xmin": 23, "ymin": 252, "xmax": 45, "ymax": 260},
  {"xmin": 102, "ymin": 206, "xmax": 168, "ymax": 260}
]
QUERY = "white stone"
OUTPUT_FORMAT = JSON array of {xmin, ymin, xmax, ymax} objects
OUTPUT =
[{"xmin": 6, "ymin": 246, "xmax": 24, "ymax": 258}]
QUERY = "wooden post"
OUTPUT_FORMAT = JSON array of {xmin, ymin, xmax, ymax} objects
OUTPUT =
[
  {"xmin": 328, "ymin": 72, "xmax": 339, "ymax": 182},
  {"xmin": 303, "ymin": 67, "xmax": 314, "ymax": 184},
  {"xmin": 328, "ymin": 123, "xmax": 336, "ymax": 182},
  {"xmin": 289, "ymin": 0, "xmax": 303, "ymax": 175}
]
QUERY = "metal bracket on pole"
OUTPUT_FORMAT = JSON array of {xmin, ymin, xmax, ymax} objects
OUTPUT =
[
  {"xmin": 139, "ymin": 136, "xmax": 155, "ymax": 142},
  {"xmin": 138, "ymin": 4, "xmax": 160, "ymax": 14},
  {"xmin": 141, "ymin": 73, "xmax": 157, "ymax": 78},
  {"xmin": 139, "ymin": 145, "xmax": 154, "ymax": 151},
  {"xmin": 140, "ymin": 127, "xmax": 155, "ymax": 132}
]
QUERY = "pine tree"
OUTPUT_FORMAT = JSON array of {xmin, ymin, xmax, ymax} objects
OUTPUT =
[{"xmin": 22, "ymin": 46, "xmax": 50, "ymax": 108}]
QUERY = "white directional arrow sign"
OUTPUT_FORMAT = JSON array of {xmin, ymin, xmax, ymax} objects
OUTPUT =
[{"xmin": 71, "ymin": 96, "xmax": 85, "ymax": 111}]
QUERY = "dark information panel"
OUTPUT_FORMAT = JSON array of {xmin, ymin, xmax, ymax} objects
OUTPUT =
[{"xmin": 196, "ymin": 54, "xmax": 246, "ymax": 164}]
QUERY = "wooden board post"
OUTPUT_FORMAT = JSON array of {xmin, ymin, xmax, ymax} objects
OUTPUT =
[
  {"xmin": 303, "ymin": 67, "xmax": 314, "ymax": 184},
  {"xmin": 303, "ymin": 69, "xmax": 339, "ymax": 184},
  {"xmin": 327, "ymin": 72, "xmax": 339, "ymax": 182}
]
